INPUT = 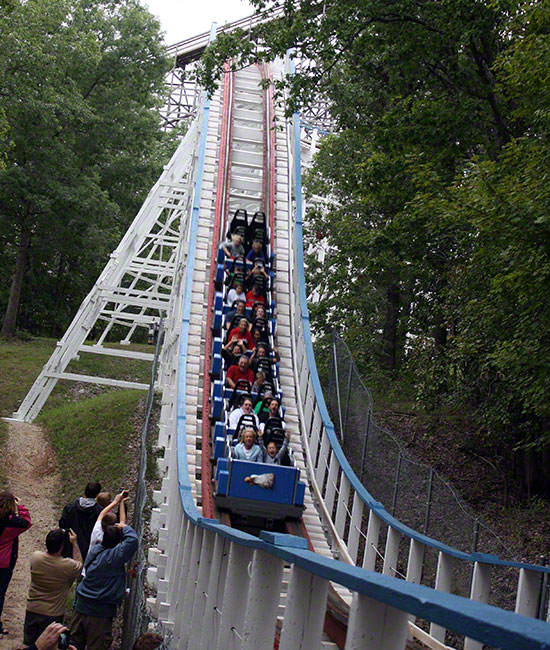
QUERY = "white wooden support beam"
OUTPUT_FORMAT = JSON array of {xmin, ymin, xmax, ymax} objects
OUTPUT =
[
  {"xmin": 78, "ymin": 345, "xmax": 155, "ymax": 361},
  {"xmin": 347, "ymin": 491, "xmax": 364, "ymax": 563},
  {"xmin": 324, "ymin": 453, "xmax": 340, "ymax": 516},
  {"xmin": 216, "ymin": 541, "xmax": 254, "ymax": 650},
  {"xmin": 383, "ymin": 526, "xmax": 401, "ymax": 577},
  {"xmin": 335, "ymin": 473, "xmax": 351, "ymax": 537},
  {"xmin": 309, "ymin": 408, "xmax": 322, "ymax": 461},
  {"xmin": 46, "ymin": 371, "xmax": 149, "ymax": 391},
  {"xmin": 464, "ymin": 562, "xmax": 492, "ymax": 650},
  {"xmin": 188, "ymin": 528, "xmax": 216, "ymax": 650},
  {"xmin": 429, "ymin": 551, "xmax": 454, "ymax": 643},
  {"xmin": 345, "ymin": 592, "xmax": 409, "ymax": 650},
  {"xmin": 200, "ymin": 534, "xmax": 229, "ymax": 650},
  {"xmin": 165, "ymin": 512, "xmax": 188, "ymax": 610},
  {"xmin": 315, "ymin": 433, "xmax": 330, "ymax": 488},
  {"xmin": 406, "ymin": 538, "xmax": 425, "ymax": 585},
  {"xmin": 168, "ymin": 519, "xmax": 194, "ymax": 626},
  {"xmin": 515, "ymin": 567, "xmax": 541, "ymax": 618},
  {"xmin": 242, "ymin": 550, "xmax": 285, "ymax": 650},
  {"xmin": 179, "ymin": 526, "xmax": 203, "ymax": 648},
  {"xmin": 405, "ymin": 538, "xmax": 426, "ymax": 631},
  {"xmin": 362, "ymin": 509, "xmax": 381, "ymax": 571},
  {"xmin": 279, "ymin": 566, "xmax": 328, "ymax": 650}
]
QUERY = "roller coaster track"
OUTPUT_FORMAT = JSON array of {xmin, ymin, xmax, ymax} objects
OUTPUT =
[
  {"xmin": 11, "ymin": 24, "xmax": 550, "ymax": 650},
  {"xmin": 143, "ymin": 49, "xmax": 550, "ymax": 649}
]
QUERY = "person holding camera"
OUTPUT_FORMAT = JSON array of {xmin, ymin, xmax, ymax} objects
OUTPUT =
[
  {"xmin": 70, "ymin": 521, "xmax": 137, "ymax": 650},
  {"xmin": 23, "ymin": 528, "xmax": 83, "ymax": 645},
  {"xmin": 19, "ymin": 621, "xmax": 76, "ymax": 650},
  {"xmin": 245, "ymin": 258, "xmax": 268, "ymax": 290},
  {"xmin": 0, "ymin": 491, "xmax": 32, "ymax": 638}
]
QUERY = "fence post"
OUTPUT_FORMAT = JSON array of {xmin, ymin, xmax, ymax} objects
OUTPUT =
[
  {"xmin": 423, "ymin": 468, "xmax": 434, "ymax": 535},
  {"xmin": 537, "ymin": 556, "xmax": 548, "ymax": 620},
  {"xmin": 391, "ymin": 452, "xmax": 402, "ymax": 517},
  {"xmin": 469, "ymin": 519, "xmax": 480, "ymax": 591},
  {"xmin": 360, "ymin": 409, "xmax": 370, "ymax": 484},
  {"xmin": 332, "ymin": 332, "xmax": 345, "ymax": 442},
  {"xmin": 343, "ymin": 360, "xmax": 353, "ymax": 432},
  {"xmin": 328, "ymin": 334, "xmax": 335, "ymax": 410}
]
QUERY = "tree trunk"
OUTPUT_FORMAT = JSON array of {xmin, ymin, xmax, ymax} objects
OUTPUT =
[
  {"xmin": 1, "ymin": 226, "xmax": 31, "ymax": 337},
  {"xmin": 381, "ymin": 283, "xmax": 399, "ymax": 371}
]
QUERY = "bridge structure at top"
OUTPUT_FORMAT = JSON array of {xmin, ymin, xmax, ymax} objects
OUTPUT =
[{"xmin": 10, "ymin": 16, "xmax": 550, "ymax": 650}]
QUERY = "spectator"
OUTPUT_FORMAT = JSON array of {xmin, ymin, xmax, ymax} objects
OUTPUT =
[
  {"xmin": 59, "ymin": 482, "xmax": 102, "ymax": 561},
  {"xmin": 228, "ymin": 397, "xmax": 260, "ymax": 432},
  {"xmin": 245, "ymin": 240, "xmax": 266, "ymax": 264},
  {"xmin": 82, "ymin": 490, "xmax": 128, "ymax": 580},
  {"xmin": 20, "ymin": 621, "xmax": 77, "ymax": 650},
  {"xmin": 226, "ymin": 356, "xmax": 254, "ymax": 390},
  {"xmin": 232, "ymin": 428, "xmax": 263, "ymax": 462},
  {"xmin": 227, "ymin": 318, "xmax": 255, "ymax": 351},
  {"xmin": 221, "ymin": 233, "xmax": 245, "ymax": 259},
  {"xmin": 89, "ymin": 491, "xmax": 127, "ymax": 550},
  {"xmin": 23, "ymin": 529, "xmax": 82, "ymax": 645},
  {"xmin": 245, "ymin": 285, "xmax": 265, "ymax": 309},
  {"xmin": 95, "ymin": 493, "xmax": 112, "ymax": 510},
  {"xmin": 0, "ymin": 491, "xmax": 31, "ymax": 637},
  {"xmin": 70, "ymin": 523, "xmax": 138, "ymax": 650},
  {"xmin": 258, "ymin": 430, "xmax": 291, "ymax": 465},
  {"xmin": 132, "ymin": 632, "xmax": 163, "ymax": 650}
]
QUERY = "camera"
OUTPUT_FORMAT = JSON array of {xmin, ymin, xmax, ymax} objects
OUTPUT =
[
  {"xmin": 58, "ymin": 631, "xmax": 70, "ymax": 650},
  {"xmin": 256, "ymin": 261, "xmax": 263, "ymax": 268}
]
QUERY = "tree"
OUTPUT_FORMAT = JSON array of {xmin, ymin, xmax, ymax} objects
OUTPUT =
[
  {"xmin": 199, "ymin": 0, "xmax": 550, "ymax": 497},
  {"xmin": 0, "ymin": 0, "xmax": 173, "ymax": 337}
]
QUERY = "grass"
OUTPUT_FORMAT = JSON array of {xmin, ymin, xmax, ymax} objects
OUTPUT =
[
  {"xmin": 39, "ymin": 389, "xmax": 145, "ymax": 504},
  {"xmin": 0, "ymin": 336, "xmax": 153, "ymax": 498}
]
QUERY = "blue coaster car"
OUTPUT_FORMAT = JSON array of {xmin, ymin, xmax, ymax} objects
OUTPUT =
[{"xmin": 215, "ymin": 456, "xmax": 306, "ymax": 521}]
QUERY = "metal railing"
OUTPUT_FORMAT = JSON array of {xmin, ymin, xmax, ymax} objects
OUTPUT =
[{"xmin": 327, "ymin": 330, "xmax": 526, "ymax": 599}]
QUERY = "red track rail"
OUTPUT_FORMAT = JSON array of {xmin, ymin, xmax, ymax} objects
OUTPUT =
[
  {"xmin": 201, "ymin": 62, "xmax": 232, "ymax": 518},
  {"xmin": 266, "ymin": 64, "xmax": 276, "ymax": 250}
]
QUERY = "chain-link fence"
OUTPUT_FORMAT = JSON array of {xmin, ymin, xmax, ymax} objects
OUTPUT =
[
  {"xmin": 121, "ymin": 324, "xmax": 165, "ymax": 650},
  {"xmin": 326, "ymin": 331, "xmax": 529, "ymax": 607}
]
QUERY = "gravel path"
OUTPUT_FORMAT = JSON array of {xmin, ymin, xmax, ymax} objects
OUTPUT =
[{"xmin": 0, "ymin": 421, "xmax": 61, "ymax": 649}]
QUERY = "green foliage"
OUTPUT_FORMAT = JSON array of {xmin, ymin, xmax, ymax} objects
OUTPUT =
[
  {"xmin": 39, "ymin": 389, "xmax": 143, "ymax": 504},
  {"xmin": 0, "ymin": 336, "xmax": 152, "ymax": 492},
  {"xmin": 0, "ymin": 0, "xmax": 176, "ymax": 336}
]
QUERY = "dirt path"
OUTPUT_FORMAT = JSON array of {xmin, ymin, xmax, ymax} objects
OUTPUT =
[{"xmin": 0, "ymin": 421, "xmax": 61, "ymax": 649}]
